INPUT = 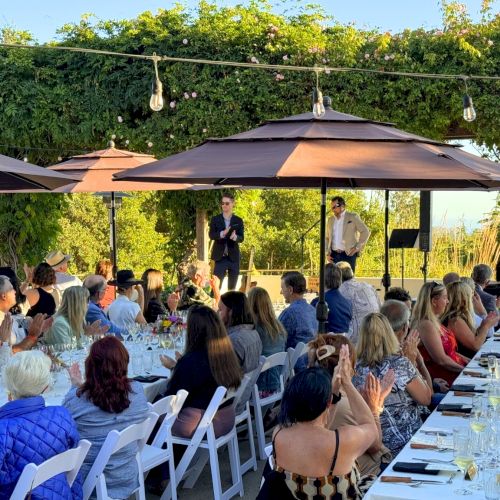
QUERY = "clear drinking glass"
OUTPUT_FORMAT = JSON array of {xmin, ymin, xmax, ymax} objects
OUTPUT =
[
  {"xmin": 454, "ymin": 431, "xmax": 475, "ymax": 495},
  {"xmin": 483, "ymin": 463, "xmax": 500, "ymax": 500},
  {"xmin": 488, "ymin": 356, "xmax": 497, "ymax": 384},
  {"xmin": 143, "ymin": 350, "xmax": 153, "ymax": 373}
]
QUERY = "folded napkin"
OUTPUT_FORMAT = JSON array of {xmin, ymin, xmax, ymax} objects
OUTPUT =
[
  {"xmin": 393, "ymin": 462, "xmax": 440, "ymax": 475},
  {"xmin": 450, "ymin": 384, "xmax": 485, "ymax": 393},
  {"xmin": 437, "ymin": 403, "xmax": 471, "ymax": 413},
  {"xmin": 133, "ymin": 375, "xmax": 161, "ymax": 383}
]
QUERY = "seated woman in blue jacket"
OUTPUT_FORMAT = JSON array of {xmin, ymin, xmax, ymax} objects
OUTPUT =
[{"xmin": 0, "ymin": 350, "xmax": 82, "ymax": 499}]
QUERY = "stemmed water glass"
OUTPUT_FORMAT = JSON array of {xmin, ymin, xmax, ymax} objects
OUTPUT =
[
  {"xmin": 453, "ymin": 430, "xmax": 476, "ymax": 495},
  {"xmin": 487, "ymin": 356, "xmax": 497, "ymax": 385}
]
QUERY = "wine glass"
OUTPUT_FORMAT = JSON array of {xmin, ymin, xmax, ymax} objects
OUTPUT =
[
  {"xmin": 454, "ymin": 430, "xmax": 476, "ymax": 495},
  {"xmin": 488, "ymin": 355, "xmax": 496, "ymax": 384}
]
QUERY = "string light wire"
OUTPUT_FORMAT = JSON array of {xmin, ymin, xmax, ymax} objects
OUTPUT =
[{"xmin": 0, "ymin": 42, "xmax": 498, "ymax": 81}]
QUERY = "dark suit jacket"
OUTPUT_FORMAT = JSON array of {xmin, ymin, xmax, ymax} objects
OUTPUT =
[
  {"xmin": 476, "ymin": 283, "xmax": 497, "ymax": 314},
  {"xmin": 209, "ymin": 213, "xmax": 244, "ymax": 262}
]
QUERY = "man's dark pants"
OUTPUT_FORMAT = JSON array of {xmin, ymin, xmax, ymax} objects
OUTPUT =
[
  {"xmin": 331, "ymin": 250, "xmax": 357, "ymax": 273},
  {"xmin": 213, "ymin": 256, "xmax": 239, "ymax": 290}
]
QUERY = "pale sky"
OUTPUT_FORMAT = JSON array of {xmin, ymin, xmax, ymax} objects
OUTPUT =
[{"xmin": 1, "ymin": 0, "xmax": 498, "ymax": 228}]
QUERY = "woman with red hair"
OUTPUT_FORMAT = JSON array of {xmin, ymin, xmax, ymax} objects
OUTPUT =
[{"xmin": 63, "ymin": 336, "xmax": 149, "ymax": 499}]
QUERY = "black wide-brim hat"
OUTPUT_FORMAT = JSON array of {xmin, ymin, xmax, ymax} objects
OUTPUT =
[{"xmin": 108, "ymin": 269, "xmax": 143, "ymax": 288}]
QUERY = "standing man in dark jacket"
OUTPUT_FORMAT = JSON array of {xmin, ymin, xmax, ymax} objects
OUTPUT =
[{"xmin": 209, "ymin": 193, "xmax": 244, "ymax": 290}]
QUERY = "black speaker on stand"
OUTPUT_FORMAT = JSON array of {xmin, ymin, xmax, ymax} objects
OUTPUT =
[
  {"xmin": 389, "ymin": 229, "xmax": 420, "ymax": 290},
  {"xmin": 419, "ymin": 192, "xmax": 432, "ymax": 283}
]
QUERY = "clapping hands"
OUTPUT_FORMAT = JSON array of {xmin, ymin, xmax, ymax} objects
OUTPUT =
[
  {"xmin": 83, "ymin": 320, "xmax": 109, "ymax": 337},
  {"xmin": 361, "ymin": 369, "xmax": 395, "ymax": 414}
]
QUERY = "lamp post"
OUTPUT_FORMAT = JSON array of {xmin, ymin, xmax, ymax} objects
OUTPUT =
[{"xmin": 96, "ymin": 191, "xmax": 130, "ymax": 278}]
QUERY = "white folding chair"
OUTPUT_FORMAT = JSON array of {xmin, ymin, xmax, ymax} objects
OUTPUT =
[
  {"xmin": 82, "ymin": 414, "xmax": 158, "ymax": 500},
  {"xmin": 141, "ymin": 390, "xmax": 189, "ymax": 500},
  {"xmin": 285, "ymin": 341, "xmax": 308, "ymax": 382},
  {"xmin": 161, "ymin": 386, "xmax": 243, "ymax": 500},
  {"xmin": 11, "ymin": 440, "xmax": 91, "ymax": 499},
  {"xmin": 234, "ymin": 357, "xmax": 265, "ymax": 475},
  {"xmin": 250, "ymin": 351, "xmax": 288, "ymax": 460}
]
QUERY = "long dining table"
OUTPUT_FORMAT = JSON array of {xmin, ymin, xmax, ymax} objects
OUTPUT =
[
  {"xmin": 0, "ymin": 344, "xmax": 172, "ymax": 407},
  {"xmin": 365, "ymin": 335, "xmax": 500, "ymax": 499}
]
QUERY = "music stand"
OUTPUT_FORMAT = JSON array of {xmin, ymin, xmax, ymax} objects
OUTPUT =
[{"xmin": 389, "ymin": 229, "xmax": 419, "ymax": 289}]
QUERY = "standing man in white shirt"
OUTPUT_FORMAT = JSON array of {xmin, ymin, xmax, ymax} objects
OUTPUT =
[
  {"xmin": 326, "ymin": 196, "xmax": 370, "ymax": 273},
  {"xmin": 45, "ymin": 250, "xmax": 82, "ymax": 293}
]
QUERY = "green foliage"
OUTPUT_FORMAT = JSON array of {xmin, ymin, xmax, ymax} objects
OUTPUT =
[
  {"xmin": 56, "ymin": 192, "xmax": 168, "ymax": 277},
  {"xmin": 0, "ymin": 194, "xmax": 67, "ymax": 272},
  {"xmin": 0, "ymin": 1, "xmax": 498, "ymax": 280}
]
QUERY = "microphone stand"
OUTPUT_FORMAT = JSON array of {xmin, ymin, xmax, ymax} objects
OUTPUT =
[{"xmin": 294, "ymin": 218, "xmax": 322, "ymax": 272}]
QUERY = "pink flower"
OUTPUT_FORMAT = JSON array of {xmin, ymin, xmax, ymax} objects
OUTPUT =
[
  {"xmin": 487, "ymin": 40, "xmax": 494, "ymax": 46},
  {"xmin": 169, "ymin": 101, "xmax": 176, "ymax": 109},
  {"xmin": 364, "ymin": 53, "xmax": 370, "ymax": 59},
  {"xmin": 384, "ymin": 55, "xmax": 390, "ymax": 60},
  {"xmin": 182, "ymin": 38, "xmax": 188, "ymax": 45},
  {"xmin": 125, "ymin": 140, "xmax": 130, "ymax": 146},
  {"xmin": 147, "ymin": 142, "xmax": 153, "ymax": 148},
  {"xmin": 202, "ymin": 128, "xmax": 208, "ymax": 133},
  {"xmin": 183, "ymin": 92, "xmax": 190, "ymax": 99},
  {"xmin": 191, "ymin": 92, "xmax": 197, "ymax": 98},
  {"xmin": 268, "ymin": 33, "xmax": 275, "ymax": 38},
  {"xmin": 117, "ymin": 116, "xmax": 123, "ymax": 123},
  {"xmin": 325, "ymin": 68, "xmax": 331, "ymax": 74},
  {"xmin": 169, "ymin": 134, "xmax": 175, "ymax": 139},
  {"xmin": 434, "ymin": 30, "xmax": 444, "ymax": 36},
  {"xmin": 283, "ymin": 55, "xmax": 289, "ymax": 60},
  {"xmin": 275, "ymin": 73, "xmax": 284, "ymax": 81}
]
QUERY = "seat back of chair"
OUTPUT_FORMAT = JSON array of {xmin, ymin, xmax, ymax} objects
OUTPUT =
[
  {"xmin": 151, "ymin": 390, "xmax": 189, "ymax": 448},
  {"xmin": 173, "ymin": 386, "xmax": 227, "ymax": 486},
  {"xmin": 232, "ymin": 356, "xmax": 265, "ymax": 414},
  {"xmin": 11, "ymin": 440, "xmax": 92, "ymax": 499},
  {"xmin": 284, "ymin": 342, "xmax": 308, "ymax": 382},
  {"xmin": 82, "ymin": 415, "xmax": 158, "ymax": 500},
  {"xmin": 152, "ymin": 389, "xmax": 189, "ymax": 417}
]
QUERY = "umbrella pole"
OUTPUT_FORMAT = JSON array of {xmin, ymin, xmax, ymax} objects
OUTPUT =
[
  {"xmin": 110, "ymin": 191, "xmax": 118, "ymax": 278},
  {"xmin": 382, "ymin": 190, "xmax": 391, "ymax": 293},
  {"xmin": 317, "ymin": 178, "xmax": 328, "ymax": 333}
]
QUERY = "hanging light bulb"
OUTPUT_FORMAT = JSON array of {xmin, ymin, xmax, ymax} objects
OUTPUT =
[
  {"xmin": 312, "ymin": 70, "xmax": 325, "ymax": 118},
  {"xmin": 462, "ymin": 77, "xmax": 476, "ymax": 122},
  {"xmin": 149, "ymin": 54, "xmax": 164, "ymax": 112},
  {"xmin": 463, "ymin": 94, "xmax": 476, "ymax": 122}
]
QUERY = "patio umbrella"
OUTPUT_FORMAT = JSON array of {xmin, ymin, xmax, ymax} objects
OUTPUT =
[
  {"xmin": 115, "ymin": 101, "xmax": 500, "ymax": 332},
  {"xmin": 0, "ymin": 153, "xmax": 79, "ymax": 191},
  {"xmin": 48, "ymin": 141, "xmax": 194, "ymax": 276}
]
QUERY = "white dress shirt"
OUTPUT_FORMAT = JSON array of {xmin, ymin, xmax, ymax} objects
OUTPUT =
[{"xmin": 332, "ymin": 211, "xmax": 345, "ymax": 251}]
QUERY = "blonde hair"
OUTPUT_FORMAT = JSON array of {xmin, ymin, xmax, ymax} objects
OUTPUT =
[
  {"xmin": 410, "ymin": 281, "xmax": 446, "ymax": 332},
  {"xmin": 142, "ymin": 268, "xmax": 163, "ymax": 305},
  {"xmin": 442, "ymin": 281, "xmax": 476, "ymax": 331},
  {"xmin": 356, "ymin": 313, "xmax": 400, "ymax": 367},
  {"xmin": 56, "ymin": 286, "xmax": 89, "ymax": 340},
  {"xmin": 3, "ymin": 351, "xmax": 52, "ymax": 399},
  {"xmin": 186, "ymin": 260, "xmax": 210, "ymax": 280},
  {"xmin": 460, "ymin": 276, "xmax": 476, "ymax": 292},
  {"xmin": 247, "ymin": 287, "xmax": 286, "ymax": 342}
]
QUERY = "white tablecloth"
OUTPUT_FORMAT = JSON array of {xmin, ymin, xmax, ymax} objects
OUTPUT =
[
  {"xmin": 365, "ymin": 337, "xmax": 500, "ymax": 499},
  {"xmin": 0, "ymin": 351, "xmax": 172, "ymax": 406}
]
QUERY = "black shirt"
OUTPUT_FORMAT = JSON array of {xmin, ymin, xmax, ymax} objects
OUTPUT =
[{"xmin": 165, "ymin": 349, "xmax": 219, "ymax": 410}]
